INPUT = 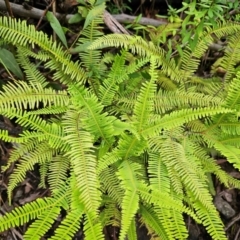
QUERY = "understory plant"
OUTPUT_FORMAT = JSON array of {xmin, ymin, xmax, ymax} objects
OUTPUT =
[{"xmin": 1, "ymin": 1, "xmax": 240, "ymax": 239}]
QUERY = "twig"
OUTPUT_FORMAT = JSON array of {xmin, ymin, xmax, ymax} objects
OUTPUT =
[
  {"xmin": 3, "ymin": 0, "xmax": 13, "ymax": 17},
  {"xmin": 35, "ymin": 0, "xmax": 55, "ymax": 29},
  {"xmin": 0, "ymin": 0, "xmax": 167, "ymax": 27},
  {"xmin": 234, "ymin": 228, "xmax": 240, "ymax": 240},
  {"xmin": 104, "ymin": 10, "xmax": 129, "ymax": 34},
  {"xmin": 225, "ymin": 212, "xmax": 240, "ymax": 231}
]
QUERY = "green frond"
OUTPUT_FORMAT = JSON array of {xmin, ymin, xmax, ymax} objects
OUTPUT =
[
  {"xmin": 156, "ymin": 72, "xmax": 178, "ymax": 90},
  {"xmin": 223, "ymin": 71, "xmax": 240, "ymax": 110},
  {"xmin": 212, "ymin": 141, "xmax": 240, "ymax": 170},
  {"xmin": 154, "ymin": 207, "xmax": 188, "ymax": 240},
  {"xmin": 7, "ymin": 142, "xmax": 55, "ymax": 200},
  {"xmin": 99, "ymin": 166, "xmax": 124, "ymax": 205},
  {"xmin": 2, "ymin": 139, "xmax": 42, "ymax": 171},
  {"xmin": 16, "ymin": 45, "xmax": 50, "ymax": 61},
  {"xmin": 99, "ymin": 197, "xmax": 121, "ymax": 227},
  {"xmin": 132, "ymin": 57, "xmax": 157, "ymax": 132},
  {"xmin": 99, "ymin": 53, "xmax": 128, "ymax": 105},
  {"xmin": 148, "ymin": 153, "xmax": 170, "ymax": 194},
  {"xmin": 117, "ymin": 133, "xmax": 147, "ymax": 159},
  {"xmin": 139, "ymin": 205, "xmax": 168, "ymax": 240},
  {"xmin": 97, "ymin": 149, "xmax": 120, "ymax": 174},
  {"xmin": 69, "ymin": 85, "xmax": 115, "ymax": 143},
  {"xmin": 0, "ymin": 80, "xmax": 69, "ymax": 109},
  {"xmin": 48, "ymin": 155, "xmax": 69, "ymax": 193},
  {"xmin": 39, "ymin": 161, "xmax": 49, "ymax": 188},
  {"xmin": 127, "ymin": 218, "xmax": 137, "ymax": 240},
  {"xmin": 0, "ymin": 195, "xmax": 67, "ymax": 232},
  {"xmin": 50, "ymin": 179, "xmax": 84, "ymax": 240},
  {"xmin": 216, "ymin": 34, "xmax": 240, "ymax": 82},
  {"xmin": 23, "ymin": 206, "xmax": 61, "ymax": 240},
  {"xmin": 50, "ymin": 208, "xmax": 83, "ymax": 240},
  {"xmin": 84, "ymin": 211, "xmax": 104, "ymax": 240},
  {"xmin": 190, "ymin": 197, "xmax": 227, "ymax": 240},
  {"xmin": 161, "ymin": 138, "xmax": 214, "ymax": 210},
  {"xmin": 89, "ymin": 34, "xmax": 185, "ymax": 82},
  {"xmin": 74, "ymin": 3, "xmax": 105, "ymax": 86},
  {"xmin": 137, "ymin": 182, "xmax": 198, "ymax": 221},
  {"xmin": 142, "ymin": 107, "xmax": 233, "ymax": 137},
  {"xmin": 117, "ymin": 161, "xmax": 140, "ymax": 240},
  {"xmin": 17, "ymin": 48, "xmax": 47, "ymax": 86},
  {"xmin": 63, "ymin": 109, "xmax": 101, "ymax": 212},
  {"xmin": 154, "ymin": 90, "xmax": 223, "ymax": 114},
  {"xmin": 0, "ymin": 17, "xmax": 87, "ymax": 83},
  {"xmin": 0, "ymin": 129, "xmax": 23, "ymax": 143}
]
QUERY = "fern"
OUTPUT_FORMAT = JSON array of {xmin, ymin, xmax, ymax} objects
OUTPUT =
[{"xmin": 1, "ymin": 9, "xmax": 240, "ymax": 240}]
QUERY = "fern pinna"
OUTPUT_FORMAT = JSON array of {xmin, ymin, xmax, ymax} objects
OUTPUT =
[{"xmin": 0, "ymin": 5, "xmax": 240, "ymax": 240}]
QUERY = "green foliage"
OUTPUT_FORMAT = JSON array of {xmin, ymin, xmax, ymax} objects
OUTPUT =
[{"xmin": 1, "ymin": 3, "xmax": 240, "ymax": 240}]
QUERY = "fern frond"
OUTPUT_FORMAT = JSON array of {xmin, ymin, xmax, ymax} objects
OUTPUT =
[
  {"xmin": 99, "ymin": 53, "xmax": 128, "ymax": 105},
  {"xmin": 132, "ymin": 57, "xmax": 157, "ymax": 132},
  {"xmin": 39, "ymin": 161, "xmax": 49, "ymax": 188},
  {"xmin": 23, "ymin": 206, "xmax": 61, "ymax": 240},
  {"xmin": 17, "ymin": 48, "xmax": 47, "ymax": 86},
  {"xmin": 50, "ymin": 179, "xmax": 84, "ymax": 240},
  {"xmin": 0, "ymin": 80, "xmax": 69, "ymax": 109},
  {"xmin": 0, "ymin": 17, "xmax": 87, "ymax": 83},
  {"xmin": 0, "ymin": 194, "xmax": 67, "ymax": 232},
  {"xmin": 215, "ymin": 34, "xmax": 240, "ymax": 82},
  {"xmin": 7, "ymin": 142, "xmax": 55, "ymax": 200},
  {"xmin": 127, "ymin": 218, "xmax": 137, "ymax": 240},
  {"xmin": 99, "ymin": 197, "xmax": 121, "ymax": 227},
  {"xmin": 223, "ymin": 71, "xmax": 240, "ymax": 110},
  {"xmin": 148, "ymin": 153, "xmax": 170, "ymax": 194},
  {"xmin": 63, "ymin": 109, "xmax": 101, "ymax": 212},
  {"xmin": 161, "ymin": 138, "xmax": 214, "ymax": 210},
  {"xmin": 89, "ymin": 34, "xmax": 184, "ymax": 82},
  {"xmin": 190, "ymin": 196, "xmax": 227, "ymax": 240},
  {"xmin": 84, "ymin": 211, "xmax": 104, "ymax": 240},
  {"xmin": 69, "ymin": 85, "xmax": 115, "ymax": 143},
  {"xmin": 117, "ymin": 161, "xmax": 140, "ymax": 240},
  {"xmin": 139, "ymin": 205, "xmax": 168, "ymax": 240},
  {"xmin": 137, "ymin": 182, "xmax": 198, "ymax": 221},
  {"xmin": 48, "ymin": 155, "xmax": 69, "ymax": 193},
  {"xmin": 99, "ymin": 166, "xmax": 124, "ymax": 205},
  {"xmin": 142, "ymin": 107, "xmax": 233, "ymax": 137},
  {"xmin": 154, "ymin": 90, "xmax": 222, "ymax": 114},
  {"xmin": 154, "ymin": 207, "xmax": 188, "ymax": 240}
]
